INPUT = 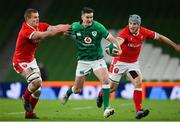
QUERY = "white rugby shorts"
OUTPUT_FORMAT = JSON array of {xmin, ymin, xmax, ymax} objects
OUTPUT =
[
  {"xmin": 76, "ymin": 59, "xmax": 107, "ymax": 76},
  {"xmin": 109, "ymin": 61, "xmax": 141, "ymax": 83},
  {"xmin": 13, "ymin": 58, "xmax": 40, "ymax": 74}
]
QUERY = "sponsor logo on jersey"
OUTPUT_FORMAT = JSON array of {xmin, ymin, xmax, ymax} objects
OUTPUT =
[
  {"xmin": 128, "ymin": 43, "xmax": 141, "ymax": 48},
  {"xmin": 92, "ymin": 31, "xmax": 97, "ymax": 37},
  {"xmin": 84, "ymin": 37, "xmax": 92, "ymax": 43}
]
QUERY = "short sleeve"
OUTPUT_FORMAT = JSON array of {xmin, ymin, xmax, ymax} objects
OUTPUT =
[
  {"xmin": 96, "ymin": 22, "xmax": 109, "ymax": 39},
  {"xmin": 39, "ymin": 22, "xmax": 49, "ymax": 31},
  {"xmin": 69, "ymin": 22, "xmax": 76, "ymax": 35},
  {"xmin": 22, "ymin": 28, "xmax": 34, "ymax": 39},
  {"xmin": 142, "ymin": 27, "xmax": 155, "ymax": 39}
]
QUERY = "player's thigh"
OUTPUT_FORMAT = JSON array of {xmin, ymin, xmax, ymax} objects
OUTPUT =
[
  {"xmin": 94, "ymin": 67, "xmax": 109, "ymax": 83},
  {"xmin": 75, "ymin": 60, "xmax": 91, "ymax": 76},
  {"xmin": 110, "ymin": 81, "xmax": 119, "ymax": 92},
  {"xmin": 92, "ymin": 59, "xmax": 109, "ymax": 83},
  {"xmin": 127, "ymin": 70, "xmax": 142, "ymax": 88},
  {"xmin": 21, "ymin": 67, "xmax": 34, "ymax": 78}
]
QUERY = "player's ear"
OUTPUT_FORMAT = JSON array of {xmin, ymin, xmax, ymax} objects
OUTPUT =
[{"xmin": 81, "ymin": 14, "xmax": 84, "ymax": 20}]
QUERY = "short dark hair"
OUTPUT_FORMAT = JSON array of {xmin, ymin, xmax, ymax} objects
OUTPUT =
[
  {"xmin": 24, "ymin": 8, "xmax": 38, "ymax": 21},
  {"xmin": 81, "ymin": 7, "xmax": 94, "ymax": 15}
]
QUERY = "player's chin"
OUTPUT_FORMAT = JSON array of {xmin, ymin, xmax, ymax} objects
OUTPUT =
[
  {"xmin": 129, "ymin": 29, "xmax": 136, "ymax": 33},
  {"xmin": 87, "ymin": 22, "xmax": 92, "ymax": 26},
  {"xmin": 34, "ymin": 23, "xmax": 39, "ymax": 28},
  {"xmin": 35, "ymin": 22, "xmax": 39, "ymax": 26}
]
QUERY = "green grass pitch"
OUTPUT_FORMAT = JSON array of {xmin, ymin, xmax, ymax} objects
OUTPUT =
[{"xmin": 0, "ymin": 99, "xmax": 180, "ymax": 121}]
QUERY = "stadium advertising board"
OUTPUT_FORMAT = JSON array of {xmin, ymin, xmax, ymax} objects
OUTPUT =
[{"xmin": 0, "ymin": 81, "xmax": 180, "ymax": 100}]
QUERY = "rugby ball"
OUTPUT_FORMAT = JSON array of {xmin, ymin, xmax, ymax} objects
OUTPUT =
[{"xmin": 105, "ymin": 43, "xmax": 120, "ymax": 57}]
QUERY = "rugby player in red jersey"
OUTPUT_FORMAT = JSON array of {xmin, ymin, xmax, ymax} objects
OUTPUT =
[
  {"xmin": 96, "ymin": 14, "xmax": 180, "ymax": 119},
  {"xmin": 12, "ymin": 8, "xmax": 70, "ymax": 119}
]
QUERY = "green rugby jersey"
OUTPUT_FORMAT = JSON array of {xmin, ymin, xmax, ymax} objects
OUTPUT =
[{"xmin": 70, "ymin": 20, "xmax": 109, "ymax": 61}]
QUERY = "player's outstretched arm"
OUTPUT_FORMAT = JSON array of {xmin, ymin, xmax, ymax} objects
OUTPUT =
[
  {"xmin": 116, "ymin": 37, "xmax": 125, "ymax": 46},
  {"xmin": 48, "ymin": 24, "xmax": 71, "ymax": 34},
  {"xmin": 106, "ymin": 33, "xmax": 122, "ymax": 56},
  {"xmin": 106, "ymin": 34, "xmax": 119, "ymax": 48},
  {"xmin": 156, "ymin": 33, "xmax": 180, "ymax": 52},
  {"xmin": 31, "ymin": 24, "xmax": 71, "ymax": 43}
]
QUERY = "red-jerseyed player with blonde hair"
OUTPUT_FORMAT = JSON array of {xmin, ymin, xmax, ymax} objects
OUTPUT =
[
  {"xmin": 12, "ymin": 8, "xmax": 70, "ymax": 119},
  {"xmin": 97, "ymin": 14, "xmax": 180, "ymax": 119}
]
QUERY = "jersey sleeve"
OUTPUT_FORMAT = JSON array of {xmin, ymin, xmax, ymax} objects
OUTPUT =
[
  {"xmin": 69, "ymin": 22, "xmax": 76, "ymax": 35},
  {"xmin": 96, "ymin": 22, "xmax": 109, "ymax": 39},
  {"xmin": 22, "ymin": 28, "xmax": 35, "ymax": 39},
  {"xmin": 39, "ymin": 22, "xmax": 49, "ymax": 31},
  {"xmin": 142, "ymin": 27, "xmax": 156, "ymax": 39}
]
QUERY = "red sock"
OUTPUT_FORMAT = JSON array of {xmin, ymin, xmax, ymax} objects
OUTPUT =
[
  {"xmin": 30, "ymin": 95, "xmax": 39, "ymax": 110},
  {"xmin": 23, "ymin": 88, "xmax": 32, "ymax": 100},
  {"xmin": 133, "ymin": 90, "xmax": 142, "ymax": 112},
  {"xmin": 25, "ymin": 111, "xmax": 33, "ymax": 116},
  {"xmin": 98, "ymin": 90, "xmax": 103, "ymax": 97}
]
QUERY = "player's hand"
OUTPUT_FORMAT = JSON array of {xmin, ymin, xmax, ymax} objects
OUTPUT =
[
  {"xmin": 174, "ymin": 44, "xmax": 180, "ymax": 52},
  {"xmin": 56, "ymin": 24, "xmax": 71, "ymax": 33},
  {"xmin": 111, "ymin": 48, "xmax": 122, "ymax": 57}
]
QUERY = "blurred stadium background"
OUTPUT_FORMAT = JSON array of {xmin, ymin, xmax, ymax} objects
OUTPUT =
[{"xmin": 0, "ymin": 0, "xmax": 180, "ymax": 120}]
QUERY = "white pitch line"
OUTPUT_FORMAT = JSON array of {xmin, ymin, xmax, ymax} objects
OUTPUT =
[
  {"xmin": 6, "ymin": 112, "xmax": 24, "ymax": 115},
  {"xmin": 71, "ymin": 103, "xmax": 132, "ymax": 110},
  {"xmin": 72, "ymin": 106, "xmax": 94, "ymax": 110}
]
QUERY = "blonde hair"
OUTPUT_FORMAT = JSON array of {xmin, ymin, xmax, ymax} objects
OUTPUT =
[{"xmin": 24, "ymin": 8, "xmax": 38, "ymax": 22}]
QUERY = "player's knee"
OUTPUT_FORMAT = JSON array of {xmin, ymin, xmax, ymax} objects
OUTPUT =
[
  {"xmin": 32, "ymin": 80, "xmax": 42, "ymax": 89},
  {"xmin": 134, "ymin": 80, "xmax": 142, "ymax": 88},
  {"xmin": 72, "ymin": 86, "xmax": 82, "ymax": 94},
  {"xmin": 129, "ymin": 71, "xmax": 142, "ymax": 88},
  {"xmin": 26, "ymin": 72, "xmax": 42, "ymax": 88},
  {"xmin": 101, "ymin": 77, "xmax": 109, "ymax": 84},
  {"xmin": 110, "ymin": 85, "xmax": 117, "ymax": 93},
  {"xmin": 33, "ymin": 89, "xmax": 41, "ymax": 97},
  {"xmin": 110, "ymin": 87, "xmax": 116, "ymax": 93},
  {"xmin": 74, "ymin": 88, "xmax": 82, "ymax": 94},
  {"xmin": 110, "ymin": 81, "xmax": 119, "ymax": 92}
]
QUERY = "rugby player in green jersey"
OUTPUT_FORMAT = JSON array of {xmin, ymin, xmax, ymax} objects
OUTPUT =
[{"xmin": 61, "ymin": 7, "xmax": 121, "ymax": 118}]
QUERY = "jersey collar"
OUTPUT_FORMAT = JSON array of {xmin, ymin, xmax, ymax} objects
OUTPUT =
[{"xmin": 25, "ymin": 22, "xmax": 37, "ymax": 30}]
